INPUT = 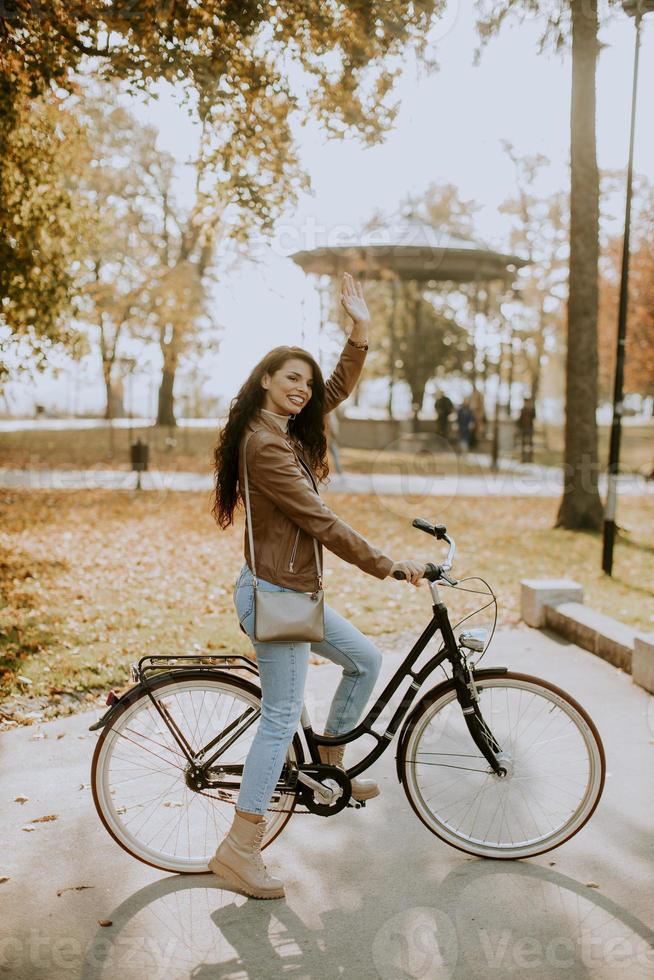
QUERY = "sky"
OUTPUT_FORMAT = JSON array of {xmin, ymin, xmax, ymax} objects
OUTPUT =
[{"xmin": 6, "ymin": 1, "xmax": 654, "ymax": 417}]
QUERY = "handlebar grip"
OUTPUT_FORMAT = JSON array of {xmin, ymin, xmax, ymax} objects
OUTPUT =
[
  {"xmin": 412, "ymin": 519, "xmax": 448, "ymax": 540},
  {"xmin": 392, "ymin": 562, "xmax": 441, "ymax": 581}
]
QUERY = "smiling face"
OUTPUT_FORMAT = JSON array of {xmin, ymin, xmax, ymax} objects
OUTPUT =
[{"xmin": 261, "ymin": 357, "xmax": 313, "ymax": 416}]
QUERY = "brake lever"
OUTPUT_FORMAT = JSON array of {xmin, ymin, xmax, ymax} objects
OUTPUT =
[{"xmin": 422, "ymin": 562, "xmax": 458, "ymax": 586}]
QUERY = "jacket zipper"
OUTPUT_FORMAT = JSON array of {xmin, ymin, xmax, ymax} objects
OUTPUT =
[
  {"xmin": 295, "ymin": 451, "xmax": 318, "ymax": 492},
  {"xmin": 288, "ymin": 445, "xmax": 316, "ymax": 572},
  {"xmin": 288, "ymin": 528, "xmax": 301, "ymax": 572}
]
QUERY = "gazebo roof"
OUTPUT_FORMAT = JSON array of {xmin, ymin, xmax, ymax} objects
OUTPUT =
[{"xmin": 290, "ymin": 221, "xmax": 528, "ymax": 284}]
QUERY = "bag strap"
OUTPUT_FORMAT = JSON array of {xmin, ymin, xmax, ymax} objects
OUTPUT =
[{"xmin": 242, "ymin": 430, "xmax": 322, "ymax": 589}]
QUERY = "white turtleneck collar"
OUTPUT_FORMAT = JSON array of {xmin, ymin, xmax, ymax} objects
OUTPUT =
[{"xmin": 260, "ymin": 408, "xmax": 290, "ymax": 432}]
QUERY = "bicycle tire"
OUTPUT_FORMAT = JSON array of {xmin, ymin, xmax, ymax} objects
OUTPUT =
[
  {"xmin": 91, "ymin": 671, "xmax": 302, "ymax": 873},
  {"xmin": 397, "ymin": 670, "xmax": 605, "ymax": 859}
]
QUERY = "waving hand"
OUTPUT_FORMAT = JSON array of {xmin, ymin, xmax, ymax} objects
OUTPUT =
[{"xmin": 340, "ymin": 272, "xmax": 370, "ymax": 326}]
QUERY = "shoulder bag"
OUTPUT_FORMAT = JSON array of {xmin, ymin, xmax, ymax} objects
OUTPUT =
[{"xmin": 242, "ymin": 431, "xmax": 325, "ymax": 642}]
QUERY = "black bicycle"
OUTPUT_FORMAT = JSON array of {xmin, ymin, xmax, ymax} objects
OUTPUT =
[{"xmin": 90, "ymin": 519, "xmax": 605, "ymax": 872}]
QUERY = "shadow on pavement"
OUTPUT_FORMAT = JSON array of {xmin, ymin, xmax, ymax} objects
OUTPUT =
[{"xmin": 75, "ymin": 855, "xmax": 654, "ymax": 979}]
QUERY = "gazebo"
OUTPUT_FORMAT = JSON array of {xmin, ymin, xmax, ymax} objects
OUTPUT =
[
  {"xmin": 291, "ymin": 221, "xmax": 527, "ymax": 284},
  {"xmin": 291, "ymin": 221, "xmax": 528, "ymax": 443}
]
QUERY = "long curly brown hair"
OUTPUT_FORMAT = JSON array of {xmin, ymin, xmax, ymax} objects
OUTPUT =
[{"xmin": 211, "ymin": 346, "xmax": 329, "ymax": 529}]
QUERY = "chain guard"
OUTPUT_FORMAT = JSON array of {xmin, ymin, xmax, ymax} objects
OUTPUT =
[{"xmin": 197, "ymin": 764, "xmax": 354, "ymax": 816}]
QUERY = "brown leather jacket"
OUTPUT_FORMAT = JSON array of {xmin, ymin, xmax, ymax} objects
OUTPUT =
[{"xmin": 238, "ymin": 339, "xmax": 394, "ymax": 591}]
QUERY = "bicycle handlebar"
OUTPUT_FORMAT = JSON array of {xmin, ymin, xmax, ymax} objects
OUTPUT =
[{"xmin": 391, "ymin": 519, "xmax": 457, "ymax": 582}]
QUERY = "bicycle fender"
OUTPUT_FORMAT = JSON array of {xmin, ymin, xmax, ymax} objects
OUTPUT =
[
  {"xmin": 394, "ymin": 667, "xmax": 508, "ymax": 783},
  {"xmin": 88, "ymin": 669, "xmax": 261, "ymax": 731}
]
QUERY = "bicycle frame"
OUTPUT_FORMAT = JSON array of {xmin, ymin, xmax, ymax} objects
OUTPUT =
[
  {"xmin": 305, "ymin": 578, "xmax": 504, "ymax": 778},
  {"xmin": 97, "ymin": 577, "xmax": 506, "ymax": 794},
  {"xmin": 90, "ymin": 517, "xmax": 606, "ymax": 862}
]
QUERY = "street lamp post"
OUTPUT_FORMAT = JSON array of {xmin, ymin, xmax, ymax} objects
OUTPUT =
[{"xmin": 602, "ymin": 1, "xmax": 653, "ymax": 575}]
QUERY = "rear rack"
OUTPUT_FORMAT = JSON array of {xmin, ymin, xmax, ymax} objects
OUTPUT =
[{"xmin": 132, "ymin": 654, "xmax": 260, "ymax": 685}]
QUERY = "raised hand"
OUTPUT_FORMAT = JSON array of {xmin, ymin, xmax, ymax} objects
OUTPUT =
[{"xmin": 340, "ymin": 272, "xmax": 370, "ymax": 325}]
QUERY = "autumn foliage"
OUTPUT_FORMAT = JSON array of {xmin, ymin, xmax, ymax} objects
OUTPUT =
[
  {"xmin": 1, "ymin": 1, "xmax": 443, "ymax": 366},
  {"xmin": 599, "ymin": 224, "xmax": 654, "ymax": 401}
]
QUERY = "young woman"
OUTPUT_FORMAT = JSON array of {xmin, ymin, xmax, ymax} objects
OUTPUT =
[{"xmin": 210, "ymin": 272, "xmax": 426, "ymax": 899}]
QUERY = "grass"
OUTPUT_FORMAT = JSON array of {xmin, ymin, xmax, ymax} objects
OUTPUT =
[
  {"xmin": 0, "ymin": 424, "xmax": 218, "ymax": 473},
  {"xmin": 1, "ymin": 421, "xmax": 652, "ymax": 477},
  {"xmin": 529, "ymin": 421, "xmax": 653, "ymax": 475},
  {"xmin": 1, "ymin": 489, "xmax": 652, "ymax": 725}
]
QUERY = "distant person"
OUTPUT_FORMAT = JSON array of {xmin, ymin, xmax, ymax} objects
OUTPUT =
[
  {"xmin": 456, "ymin": 399, "xmax": 475, "ymax": 454},
  {"xmin": 435, "ymin": 391, "xmax": 454, "ymax": 443},
  {"xmin": 518, "ymin": 398, "xmax": 536, "ymax": 463}
]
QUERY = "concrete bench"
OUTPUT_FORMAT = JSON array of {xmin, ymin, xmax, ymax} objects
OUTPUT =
[
  {"xmin": 520, "ymin": 578, "xmax": 654, "ymax": 694},
  {"xmin": 521, "ymin": 579, "xmax": 584, "ymax": 629},
  {"xmin": 543, "ymin": 602, "xmax": 635, "ymax": 672},
  {"xmin": 633, "ymin": 635, "xmax": 654, "ymax": 694}
]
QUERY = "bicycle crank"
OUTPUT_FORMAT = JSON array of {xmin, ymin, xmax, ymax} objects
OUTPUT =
[{"xmin": 296, "ymin": 765, "xmax": 351, "ymax": 816}]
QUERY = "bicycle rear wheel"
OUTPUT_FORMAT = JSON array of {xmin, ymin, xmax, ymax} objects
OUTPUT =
[
  {"xmin": 399, "ymin": 671, "xmax": 605, "ymax": 859},
  {"xmin": 91, "ymin": 673, "xmax": 300, "ymax": 873}
]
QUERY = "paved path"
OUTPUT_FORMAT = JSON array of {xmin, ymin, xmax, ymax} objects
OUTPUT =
[
  {"xmin": 1, "ymin": 466, "xmax": 650, "ymax": 497},
  {"xmin": 1, "ymin": 626, "xmax": 653, "ymax": 979}
]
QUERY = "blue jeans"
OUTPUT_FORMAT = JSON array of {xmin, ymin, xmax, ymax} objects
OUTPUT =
[{"xmin": 233, "ymin": 563, "xmax": 383, "ymax": 816}]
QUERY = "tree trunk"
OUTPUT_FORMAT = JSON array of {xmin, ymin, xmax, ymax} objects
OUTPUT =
[
  {"xmin": 157, "ymin": 367, "xmax": 177, "ymax": 427},
  {"xmin": 531, "ymin": 308, "xmax": 544, "ymax": 401},
  {"xmin": 411, "ymin": 384, "xmax": 426, "ymax": 430},
  {"xmin": 98, "ymin": 306, "xmax": 126, "ymax": 420},
  {"xmin": 108, "ymin": 385, "xmax": 125, "ymax": 419},
  {"xmin": 530, "ymin": 307, "xmax": 547, "ymax": 404},
  {"xmin": 470, "ymin": 285, "xmax": 481, "ymax": 391},
  {"xmin": 387, "ymin": 376, "xmax": 395, "ymax": 420},
  {"xmin": 411, "ymin": 293, "xmax": 423, "ymax": 433},
  {"xmin": 387, "ymin": 278, "xmax": 398, "ymax": 420},
  {"xmin": 157, "ymin": 332, "xmax": 178, "ymax": 427},
  {"xmin": 506, "ymin": 327, "xmax": 515, "ymax": 419},
  {"xmin": 556, "ymin": 0, "xmax": 604, "ymax": 530},
  {"xmin": 102, "ymin": 359, "xmax": 114, "ymax": 421}
]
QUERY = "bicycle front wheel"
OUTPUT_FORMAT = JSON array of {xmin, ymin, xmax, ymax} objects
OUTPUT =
[
  {"xmin": 91, "ymin": 673, "xmax": 300, "ymax": 873},
  {"xmin": 399, "ymin": 671, "xmax": 605, "ymax": 859}
]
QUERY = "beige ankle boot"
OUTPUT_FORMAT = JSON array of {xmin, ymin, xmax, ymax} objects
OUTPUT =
[
  {"xmin": 208, "ymin": 812, "xmax": 285, "ymax": 899},
  {"xmin": 318, "ymin": 743, "xmax": 380, "ymax": 801}
]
